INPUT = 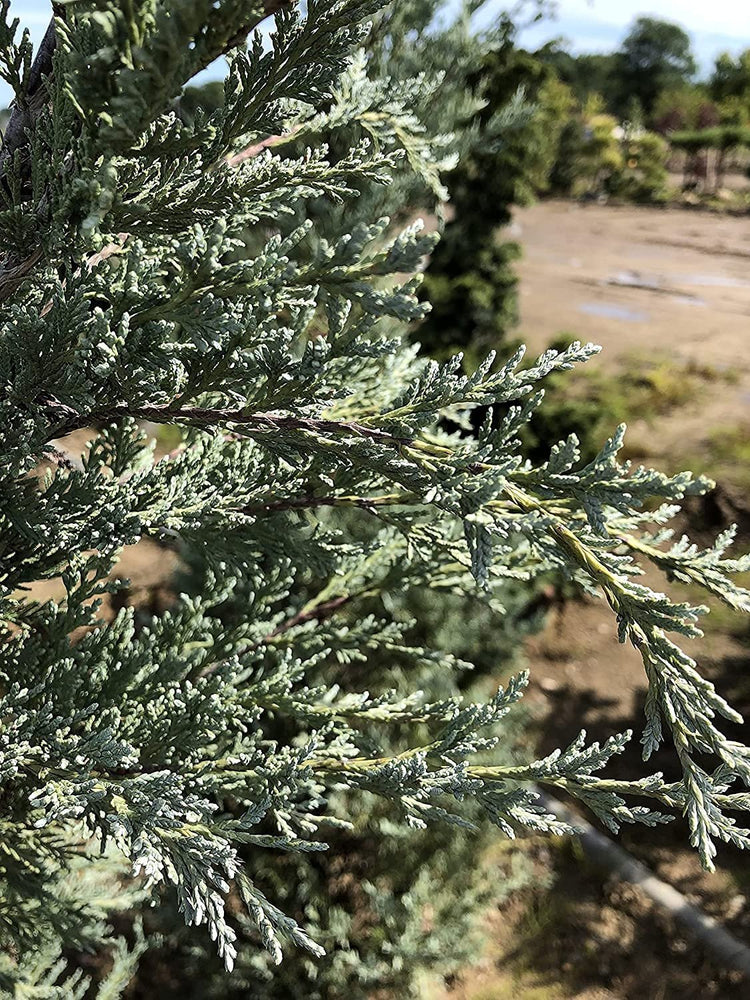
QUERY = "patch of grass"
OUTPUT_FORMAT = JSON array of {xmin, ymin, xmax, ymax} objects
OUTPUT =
[
  {"xmin": 674, "ymin": 420, "xmax": 750, "ymax": 565},
  {"xmin": 705, "ymin": 424, "xmax": 750, "ymax": 494},
  {"xmin": 467, "ymin": 979, "xmax": 565, "ymax": 1000},
  {"xmin": 152, "ymin": 423, "xmax": 184, "ymax": 456},
  {"xmin": 703, "ymin": 596, "xmax": 750, "ymax": 640},
  {"xmin": 515, "ymin": 892, "xmax": 574, "ymax": 951}
]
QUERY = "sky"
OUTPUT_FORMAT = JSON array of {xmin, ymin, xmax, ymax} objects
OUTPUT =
[
  {"xmin": 4, "ymin": 0, "xmax": 750, "ymax": 106},
  {"xmin": 517, "ymin": 0, "xmax": 750, "ymax": 67}
]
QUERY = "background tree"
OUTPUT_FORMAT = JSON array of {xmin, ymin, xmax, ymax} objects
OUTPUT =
[
  {"xmin": 418, "ymin": 19, "xmax": 574, "ymax": 360},
  {"xmin": 615, "ymin": 16, "xmax": 697, "ymax": 118},
  {"xmin": 652, "ymin": 87, "xmax": 719, "ymax": 135},
  {"xmin": 538, "ymin": 43, "xmax": 620, "ymax": 110},
  {"xmin": 710, "ymin": 50, "xmax": 750, "ymax": 107}
]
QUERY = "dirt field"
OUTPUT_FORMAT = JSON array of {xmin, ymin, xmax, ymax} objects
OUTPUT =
[
  {"xmin": 460, "ymin": 200, "xmax": 750, "ymax": 1000},
  {"xmin": 515, "ymin": 200, "xmax": 750, "ymax": 456},
  {"xmin": 515, "ymin": 200, "xmax": 750, "ymax": 366},
  {"xmin": 513, "ymin": 198, "xmax": 750, "ymax": 771},
  {"xmin": 513, "ymin": 198, "xmax": 750, "ymax": 730}
]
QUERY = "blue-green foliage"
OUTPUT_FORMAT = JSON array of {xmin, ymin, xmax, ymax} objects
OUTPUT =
[{"xmin": 1, "ymin": 0, "xmax": 750, "ymax": 987}]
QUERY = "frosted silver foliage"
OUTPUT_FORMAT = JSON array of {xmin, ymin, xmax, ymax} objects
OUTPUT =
[{"xmin": 0, "ymin": 0, "xmax": 749, "ymax": 977}]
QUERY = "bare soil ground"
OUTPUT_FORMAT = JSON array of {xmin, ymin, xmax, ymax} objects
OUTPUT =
[
  {"xmin": 441, "ymin": 201, "xmax": 750, "ymax": 999},
  {"xmin": 513, "ymin": 199, "xmax": 750, "ymax": 885},
  {"xmin": 514, "ymin": 199, "xmax": 750, "ymax": 460}
]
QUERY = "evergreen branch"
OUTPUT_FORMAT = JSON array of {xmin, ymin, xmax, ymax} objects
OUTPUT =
[
  {"xmin": 242, "ymin": 492, "xmax": 409, "ymax": 515},
  {"xmin": 45, "ymin": 404, "xmax": 412, "ymax": 446},
  {"xmin": 263, "ymin": 593, "xmax": 357, "ymax": 639},
  {"xmin": 615, "ymin": 527, "xmax": 750, "ymax": 613},
  {"xmin": 2, "ymin": 0, "xmax": 750, "ymax": 980}
]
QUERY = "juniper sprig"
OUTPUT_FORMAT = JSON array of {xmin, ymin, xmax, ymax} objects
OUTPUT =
[{"xmin": 1, "ymin": 0, "xmax": 749, "ymax": 978}]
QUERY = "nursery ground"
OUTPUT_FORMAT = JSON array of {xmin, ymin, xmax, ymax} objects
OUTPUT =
[{"xmin": 439, "ymin": 200, "xmax": 750, "ymax": 1000}]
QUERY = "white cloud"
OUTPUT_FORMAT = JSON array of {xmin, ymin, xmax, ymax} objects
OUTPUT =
[{"xmin": 552, "ymin": 0, "xmax": 749, "ymax": 38}]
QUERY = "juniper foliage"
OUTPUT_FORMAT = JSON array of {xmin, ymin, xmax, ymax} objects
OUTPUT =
[{"xmin": 1, "ymin": 0, "xmax": 750, "ymax": 982}]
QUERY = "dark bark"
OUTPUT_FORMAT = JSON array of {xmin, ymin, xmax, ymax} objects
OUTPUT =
[
  {"xmin": 45, "ymin": 403, "xmax": 411, "ymax": 448},
  {"xmin": 0, "ymin": 17, "xmax": 57, "ymax": 177},
  {"xmin": 0, "ymin": 17, "xmax": 57, "ymax": 303}
]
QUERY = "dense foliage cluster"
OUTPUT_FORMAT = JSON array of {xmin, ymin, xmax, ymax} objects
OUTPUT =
[
  {"xmin": 418, "ymin": 16, "xmax": 571, "ymax": 359},
  {"xmin": 1, "ymin": 0, "xmax": 750, "ymax": 993},
  {"xmin": 540, "ymin": 14, "xmax": 750, "ymax": 201}
]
